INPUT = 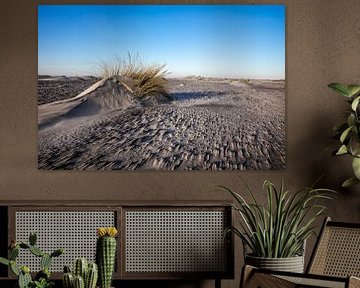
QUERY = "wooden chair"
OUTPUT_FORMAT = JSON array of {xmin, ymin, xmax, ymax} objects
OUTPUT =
[{"xmin": 241, "ymin": 217, "xmax": 360, "ymax": 288}]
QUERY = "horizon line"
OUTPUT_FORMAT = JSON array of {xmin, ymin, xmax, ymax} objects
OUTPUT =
[
  {"xmin": 38, "ymin": 74, "xmax": 285, "ymax": 81},
  {"xmin": 38, "ymin": 69, "xmax": 285, "ymax": 80}
]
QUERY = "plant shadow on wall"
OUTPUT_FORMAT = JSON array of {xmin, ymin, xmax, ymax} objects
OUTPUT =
[
  {"xmin": 291, "ymin": 83, "xmax": 360, "ymax": 192},
  {"xmin": 219, "ymin": 178, "xmax": 335, "ymax": 273}
]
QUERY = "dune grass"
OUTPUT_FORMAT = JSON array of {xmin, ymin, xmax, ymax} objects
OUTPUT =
[{"xmin": 99, "ymin": 54, "xmax": 170, "ymax": 100}]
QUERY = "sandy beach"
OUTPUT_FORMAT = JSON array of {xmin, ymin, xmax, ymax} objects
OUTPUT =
[{"xmin": 38, "ymin": 76, "xmax": 285, "ymax": 170}]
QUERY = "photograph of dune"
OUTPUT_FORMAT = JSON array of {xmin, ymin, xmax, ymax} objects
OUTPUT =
[{"xmin": 38, "ymin": 5, "xmax": 285, "ymax": 170}]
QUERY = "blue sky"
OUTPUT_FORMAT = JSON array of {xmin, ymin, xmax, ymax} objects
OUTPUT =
[{"xmin": 38, "ymin": 5, "xmax": 285, "ymax": 79}]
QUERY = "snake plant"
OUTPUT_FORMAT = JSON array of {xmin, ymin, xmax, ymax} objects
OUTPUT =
[{"xmin": 221, "ymin": 179, "xmax": 334, "ymax": 258}]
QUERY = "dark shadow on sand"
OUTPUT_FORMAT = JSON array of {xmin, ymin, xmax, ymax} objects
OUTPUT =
[{"xmin": 170, "ymin": 91, "xmax": 228, "ymax": 101}]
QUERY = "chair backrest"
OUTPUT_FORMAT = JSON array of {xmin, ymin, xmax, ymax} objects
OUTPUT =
[{"xmin": 307, "ymin": 217, "xmax": 360, "ymax": 277}]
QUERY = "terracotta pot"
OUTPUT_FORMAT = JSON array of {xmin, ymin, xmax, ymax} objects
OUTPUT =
[{"xmin": 245, "ymin": 254, "xmax": 305, "ymax": 273}]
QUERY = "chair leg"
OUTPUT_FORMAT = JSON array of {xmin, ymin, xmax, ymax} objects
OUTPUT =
[
  {"xmin": 240, "ymin": 265, "xmax": 296, "ymax": 288},
  {"xmin": 215, "ymin": 278, "xmax": 221, "ymax": 288},
  {"xmin": 249, "ymin": 273, "xmax": 296, "ymax": 288},
  {"xmin": 240, "ymin": 265, "xmax": 255, "ymax": 288}
]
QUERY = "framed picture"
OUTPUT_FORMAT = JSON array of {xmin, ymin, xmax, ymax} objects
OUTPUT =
[{"xmin": 38, "ymin": 4, "xmax": 285, "ymax": 170}]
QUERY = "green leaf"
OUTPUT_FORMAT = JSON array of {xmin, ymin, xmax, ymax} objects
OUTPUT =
[
  {"xmin": 347, "ymin": 114, "xmax": 356, "ymax": 128},
  {"xmin": 349, "ymin": 135, "xmax": 360, "ymax": 157},
  {"xmin": 352, "ymin": 157, "xmax": 360, "ymax": 179},
  {"xmin": 0, "ymin": 257, "xmax": 9, "ymax": 266},
  {"xmin": 351, "ymin": 96, "xmax": 360, "ymax": 111},
  {"xmin": 342, "ymin": 177, "xmax": 360, "ymax": 188},
  {"xmin": 10, "ymin": 261, "xmax": 20, "ymax": 276},
  {"xmin": 347, "ymin": 85, "xmax": 360, "ymax": 97},
  {"xmin": 340, "ymin": 126, "xmax": 353, "ymax": 143},
  {"xmin": 336, "ymin": 144, "xmax": 348, "ymax": 155},
  {"xmin": 328, "ymin": 83, "xmax": 351, "ymax": 97}
]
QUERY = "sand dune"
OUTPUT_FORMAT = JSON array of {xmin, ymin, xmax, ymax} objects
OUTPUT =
[
  {"xmin": 38, "ymin": 76, "xmax": 98, "ymax": 105},
  {"xmin": 38, "ymin": 77, "xmax": 139, "ymax": 129},
  {"xmin": 38, "ymin": 77, "xmax": 285, "ymax": 170}
]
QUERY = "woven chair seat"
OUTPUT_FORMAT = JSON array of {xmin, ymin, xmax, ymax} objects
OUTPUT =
[
  {"xmin": 277, "ymin": 275, "xmax": 347, "ymax": 288},
  {"xmin": 241, "ymin": 218, "xmax": 360, "ymax": 288}
]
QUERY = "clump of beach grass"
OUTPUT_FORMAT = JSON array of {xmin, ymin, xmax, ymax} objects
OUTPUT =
[{"xmin": 99, "ymin": 54, "xmax": 170, "ymax": 100}]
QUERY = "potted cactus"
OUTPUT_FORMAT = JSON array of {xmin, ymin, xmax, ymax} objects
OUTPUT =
[
  {"xmin": 62, "ymin": 258, "xmax": 98, "ymax": 288},
  {"xmin": 96, "ymin": 227, "xmax": 118, "ymax": 288},
  {"xmin": 0, "ymin": 232, "xmax": 63, "ymax": 288}
]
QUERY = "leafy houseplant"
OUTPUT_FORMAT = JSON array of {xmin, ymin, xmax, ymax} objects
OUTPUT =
[
  {"xmin": 328, "ymin": 83, "xmax": 360, "ymax": 187},
  {"xmin": 0, "ymin": 232, "xmax": 63, "ymax": 288},
  {"xmin": 221, "ymin": 179, "xmax": 334, "ymax": 272}
]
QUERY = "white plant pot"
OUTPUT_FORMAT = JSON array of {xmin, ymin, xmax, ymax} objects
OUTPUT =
[{"xmin": 245, "ymin": 254, "xmax": 305, "ymax": 273}]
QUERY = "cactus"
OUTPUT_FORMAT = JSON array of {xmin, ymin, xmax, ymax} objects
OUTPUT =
[
  {"xmin": 29, "ymin": 232, "xmax": 37, "ymax": 246},
  {"xmin": 18, "ymin": 267, "xmax": 32, "ymax": 288},
  {"xmin": 63, "ymin": 272, "xmax": 74, "ymax": 288},
  {"xmin": 64, "ymin": 265, "xmax": 72, "ymax": 273},
  {"xmin": 63, "ymin": 260, "xmax": 98, "ymax": 288},
  {"xmin": 74, "ymin": 258, "xmax": 88, "ymax": 279},
  {"xmin": 19, "ymin": 243, "xmax": 30, "ymax": 249},
  {"xmin": 74, "ymin": 275, "xmax": 85, "ymax": 288},
  {"xmin": 96, "ymin": 227, "xmax": 118, "ymax": 288},
  {"xmin": 29, "ymin": 245, "xmax": 44, "ymax": 257},
  {"xmin": 35, "ymin": 268, "xmax": 51, "ymax": 282},
  {"xmin": 41, "ymin": 253, "xmax": 52, "ymax": 270},
  {"xmin": 21, "ymin": 265, "xmax": 30, "ymax": 274},
  {"xmin": 51, "ymin": 248, "xmax": 64, "ymax": 258},
  {"xmin": 9, "ymin": 246, "xmax": 19, "ymax": 260},
  {"xmin": 19, "ymin": 271, "xmax": 32, "ymax": 288},
  {"xmin": 85, "ymin": 263, "xmax": 98, "ymax": 288},
  {"xmin": 0, "ymin": 232, "xmax": 63, "ymax": 288}
]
